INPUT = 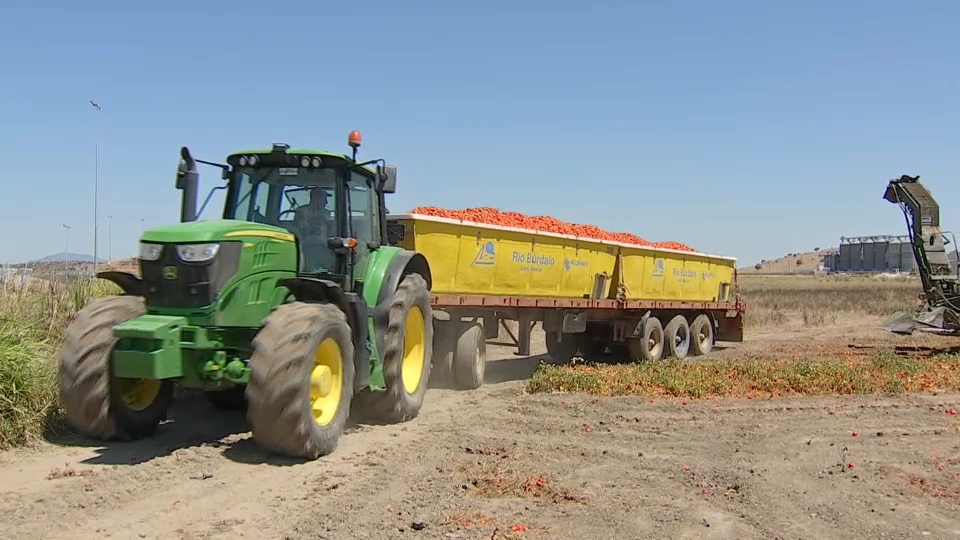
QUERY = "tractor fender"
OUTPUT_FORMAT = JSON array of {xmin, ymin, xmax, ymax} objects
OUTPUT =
[
  {"xmin": 370, "ymin": 251, "xmax": 432, "ymax": 367},
  {"xmin": 280, "ymin": 277, "xmax": 349, "ymax": 313},
  {"xmin": 96, "ymin": 271, "xmax": 145, "ymax": 297},
  {"xmin": 278, "ymin": 277, "xmax": 371, "ymax": 391},
  {"xmin": 374, "ymin": 251, "xmax": 432, "ymax": 307}
]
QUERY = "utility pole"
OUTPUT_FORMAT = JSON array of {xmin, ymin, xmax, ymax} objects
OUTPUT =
[
  {"xmin": 140, "ymin": 217, "xmax": 144, "ymax": 236},
  {"xmin": 91, "ymin": 100, "xmax": 101, "ymax": 276},
  {"xmin": 107, "ymin": 214, "xmax": 113, "ymax": 262},
  {"xmin": 62, "ymin": 224, "xmax": 71, "ymax": 277}
]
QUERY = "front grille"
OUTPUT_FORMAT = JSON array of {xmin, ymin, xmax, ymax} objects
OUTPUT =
[{"xmin": 139, "ymin": 242, "xmax": 242, "ymax": 309}]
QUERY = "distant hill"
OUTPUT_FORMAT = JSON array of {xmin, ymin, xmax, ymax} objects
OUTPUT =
[
  {"xmin": 27, "ymin": 252, "xmax": 107, "ymax": 264},
  {"xmin": 742, "ymin": 243, "xmax": 959, "ymax": 275},
  {"xmin": 739, "ymin": 248, "xmax": 837, "ymax": 275}
]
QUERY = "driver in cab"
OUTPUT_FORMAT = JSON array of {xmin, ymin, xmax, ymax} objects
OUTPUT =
[
  {"xmin": 292, "ymin": 187, "xmax": 332, "ymax": 240},
  {"xmin": 292, "ymin": 187, "xmax": 335, "ymax": 271}
]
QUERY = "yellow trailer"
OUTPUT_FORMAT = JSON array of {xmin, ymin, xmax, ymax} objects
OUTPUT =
[
  {"xmin": 387, "ymin": 213, "xmax": 737, "ymax": 303},
  {"xmin": 386, "ymin": 213, "xmax": 744, "ymax": 371}
]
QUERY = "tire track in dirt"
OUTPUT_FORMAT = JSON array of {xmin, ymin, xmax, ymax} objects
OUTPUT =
[
  {"xmin": 4, "ymin": 332, "xmax": 960, "ymax": 540},
  {"xmin": 0, "ymin": 351, "xmax": 537, "ymax": 540},
  {"xmin": 275, "ymin": 389, "xmax": 960, "ymax": 540}
]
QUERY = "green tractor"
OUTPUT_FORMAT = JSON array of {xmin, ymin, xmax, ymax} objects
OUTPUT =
[{"xmin": 57, "ymin": 131, "xmax": 437, "ymax": 459}]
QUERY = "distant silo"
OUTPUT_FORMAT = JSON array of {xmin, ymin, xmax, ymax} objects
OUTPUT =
[
  {"xmin": 839, "ymin": 237, "xmax": 854, "ymax": 272},
  {"xmin": 900, "ymin": 238, "xmax": 916, "ymax": 272},
  {"xmin": 854, "ymin": 240, "xmax": 866, "ymax": 271},
  {"xmin": 861, "ymin": 238, "xmax": 876, "ymax": 272},
  {"xmin": 829, "ymin": 252, "xmax": 841, "ymax": 271},
  {"xmin": 874, "ymin": 236, "xmax": 889, "ymax": 271},
  {"xmin": 886, "ymin": 237, "xmax": 904, "ymax": 271}
]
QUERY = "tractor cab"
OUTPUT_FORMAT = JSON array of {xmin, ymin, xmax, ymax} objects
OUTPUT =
[{"xmin": 176, "ymin": 132, "xmax": 397, "ymax": 288}]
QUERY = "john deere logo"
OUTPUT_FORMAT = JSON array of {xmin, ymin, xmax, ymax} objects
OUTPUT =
[{"xmin": 161, "ymin": 266, "xmax": 178, "ymax": 280}]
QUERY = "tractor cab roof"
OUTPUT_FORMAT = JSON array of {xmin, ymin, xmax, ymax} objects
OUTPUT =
[{"xmin": 226, "ymin": 146, "xmax": 378, "ymax": 177}]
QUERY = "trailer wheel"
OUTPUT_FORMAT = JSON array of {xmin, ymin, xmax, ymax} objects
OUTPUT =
[
  {"xmin": 58, "ymin": 295, "xmax": 174, "ymax": 441},
  {"xmin": 354, "ymin": 273, "xmax": 434, "ymax": 423},
  {"xmin": 428, "ymin": 319, "xmax": 457, "ymax": 388},
  {"xmin": 664, "ymin": 315, "xmax": 691, "ymax": 359},
  {"xmin": 627, "ymin": 317, "xmax": 664, "ymax": 362},
  {"xmin": 452, "ymin": 322, "xmax": 486, "ymax": 390},
  {"xmin": 690, "ymin": 314, "xmax": 714, "ymax": 356},
  {"xmin": 246, "ymin": 302, "xmax": 355, "ymax": 459},
  {"xmin": 581, "ymin": 339, "xmax": 609, "ymax": 361},
  {"xmin": 544, "ymin": 330, "xmax": 580, "ymax": 364}
]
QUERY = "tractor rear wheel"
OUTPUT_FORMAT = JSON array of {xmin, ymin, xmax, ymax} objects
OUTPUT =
[
  {"xmin": 246, "ymin": 302, "xmax": 355, "ymax": 459},
  {"xmin": 353, "ymin": 273, "xmax": 433, "ymax": 424},
  {"xmin": 58, "ymin": 295, "xmax": 174, "ymax": 441}
]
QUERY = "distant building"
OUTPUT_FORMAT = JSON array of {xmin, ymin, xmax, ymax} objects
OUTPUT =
[{"xmin": 837, "ymin": 235, "xmax": 918, "ymax": 273}]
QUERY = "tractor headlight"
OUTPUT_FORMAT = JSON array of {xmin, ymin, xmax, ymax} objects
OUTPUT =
[
  {"xmin": 175, "ymin": 243, "xmax": 220, "ymax": 263},
  {"xmin": 139, "ymin": 242, "xmax": 163, "ymax": 261}
]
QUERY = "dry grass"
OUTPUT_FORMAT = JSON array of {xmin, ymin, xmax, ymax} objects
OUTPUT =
[
  {"xmin": 739, "ymin": 274, "xmax": 921, "ymax": 329},
  {"xmin": 0, "ymin": 272, "xmax": 938, "ymax": 450},
  {"xmin": 528, "ymin": 349, "xmax": 960, "ymax": 399},
  {"xmin": 528, "ymin": 272, "xmax": 957, "ymax": 400},
  {"xmin": 0, "ymin": 278, "xmax": 119, "ymax": 449}
]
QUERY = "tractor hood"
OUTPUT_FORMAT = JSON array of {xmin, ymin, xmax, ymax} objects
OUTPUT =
[{"xmin": 141, "ymin": 219, "xmax": 296, "ymax": 244}]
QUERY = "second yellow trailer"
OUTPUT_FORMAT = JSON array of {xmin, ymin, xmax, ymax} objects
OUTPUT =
[{"xmin": 385, "ymin": 213, "xmax": 744, "ymax": 388}]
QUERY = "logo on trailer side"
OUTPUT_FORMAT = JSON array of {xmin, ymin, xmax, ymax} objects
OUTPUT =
[
  {"xmin": 472, "ymin": 241, "xmax": 496, "ymax": 266},
  {"xmin": 651, "ymin": 259, "xmax": 665, "ymax": 278}
]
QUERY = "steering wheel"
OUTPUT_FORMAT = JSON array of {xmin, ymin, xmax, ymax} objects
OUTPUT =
[{"xmin": 278, "ymin": 209, "xmax": 297, "ymax": 221}]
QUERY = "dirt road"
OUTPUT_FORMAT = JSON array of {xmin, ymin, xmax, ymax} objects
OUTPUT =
[{"xmin": 2, "ymin": 327, "xmax": 960, "ymax": 540}]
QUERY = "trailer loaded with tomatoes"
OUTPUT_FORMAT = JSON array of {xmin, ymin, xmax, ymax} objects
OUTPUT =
[{"xmin": 384, "ymin": 207, "xmax": 745, "ymax": 389}]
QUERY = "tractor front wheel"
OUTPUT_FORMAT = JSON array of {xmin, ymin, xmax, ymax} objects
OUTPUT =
[
  {"xmin": 354, "ymin": 273, "xmax": 433, "ymax": 424},
  {"xmin": 58, "ymin": 295, "xmax": 174, "ymax": 441},
  {"xmin": 246, "ymin": 302, "xmax": 355, "ymax": 459}
]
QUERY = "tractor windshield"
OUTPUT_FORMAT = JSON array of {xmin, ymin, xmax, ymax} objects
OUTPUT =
[{"xmin": 226, "ymin": 166, "xmax": 340, "ymax": 273}]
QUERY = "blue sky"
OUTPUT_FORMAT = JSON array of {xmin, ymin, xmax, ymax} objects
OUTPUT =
[{"xmin": 1, "ymin": 0, "xmax": 958, "ymax": 266}]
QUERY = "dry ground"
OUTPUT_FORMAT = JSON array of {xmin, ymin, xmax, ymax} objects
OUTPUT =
[{"xmin": 2, "ymin": 275, "xmax": 960, "ymax": 539}]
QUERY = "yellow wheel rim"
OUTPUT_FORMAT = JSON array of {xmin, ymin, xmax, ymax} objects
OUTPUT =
[
  {"xmin": 118, "ymin": 379, "xmax": 162, "ymax": 411},
  {"xmin": 311, "ymin": 337, "xmax": 344, "ymax": 426},
  {"xmin": 401, "ymin": 305, "xmax": 426, "ymax": 394}
]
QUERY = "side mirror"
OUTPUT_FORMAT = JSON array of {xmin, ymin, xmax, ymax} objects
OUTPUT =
[{"xmin": 378, "ymin": 164, "xmax": 397, "ymax": 194}]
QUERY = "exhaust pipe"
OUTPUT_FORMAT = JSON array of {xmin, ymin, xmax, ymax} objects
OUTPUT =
[{"xmin": 176, "ymin": 146, "xmax": 199, "ymax": 222}]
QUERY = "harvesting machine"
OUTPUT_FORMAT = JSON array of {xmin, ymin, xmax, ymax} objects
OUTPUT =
[{"xmin": 881, "ymin": 174, "xmax": 960, "ymax": 335}]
